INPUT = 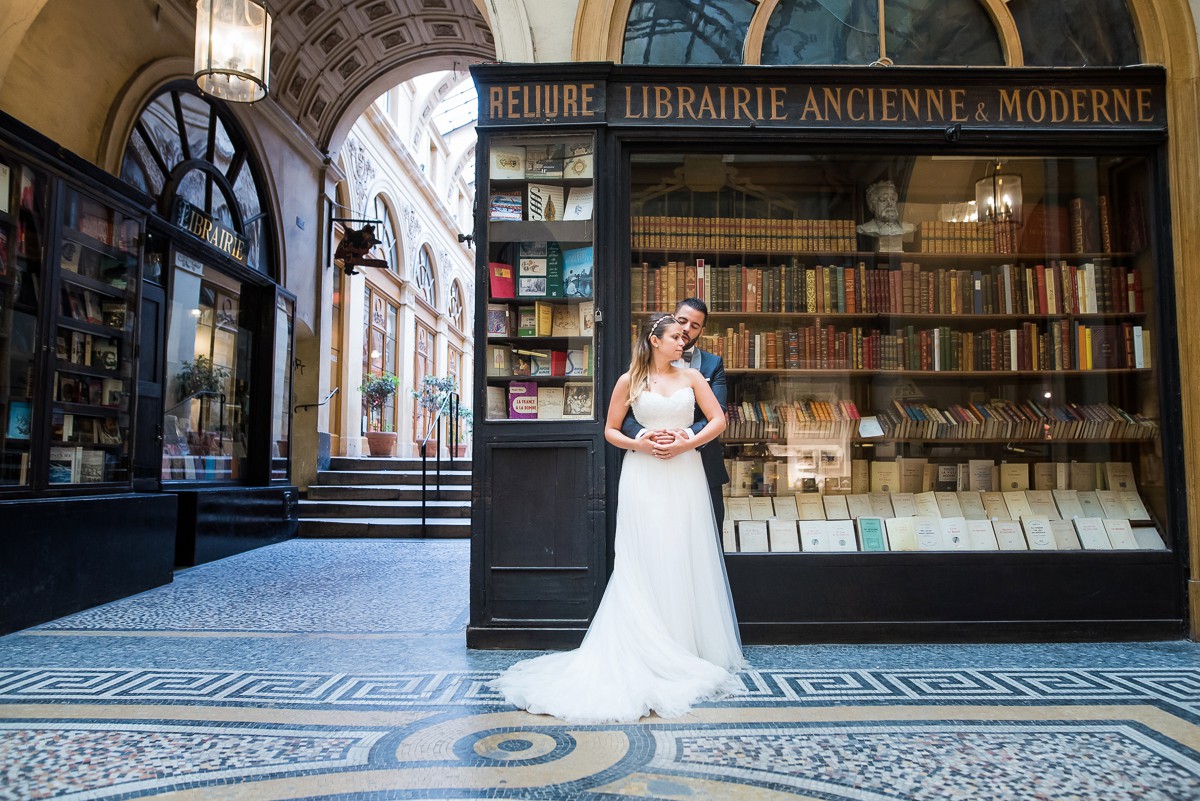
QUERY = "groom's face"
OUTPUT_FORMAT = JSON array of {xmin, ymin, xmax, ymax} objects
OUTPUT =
[{"xmin": 674, "ymin": 305, "xmax": 706, "ymax": 347}]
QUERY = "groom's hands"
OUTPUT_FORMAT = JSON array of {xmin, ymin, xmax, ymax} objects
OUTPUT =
[{"xmin": 647, "ymin": 428, "xmax": 692, "ymax": 459}]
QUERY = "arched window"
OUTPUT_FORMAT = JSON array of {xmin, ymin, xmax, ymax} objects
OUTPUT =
[
  {"xmin": 415, "ymin": 246, "xmax": 437, "ymax": 306},
  {"xmin": 119, "ymin": 82, "xmax": 273, "ymax": 274},
  {"xmin": 1007, "ymin": 0, "xmax": 1139, "ymax": 66},
  {"xmin": 370, "ymin": 194, "xmax": 401, "ymax": 273},
  {"xmin": 624, "ymin": 0, "xmax": 756, "ymax": 65},
  {"xmin": 448, "ymin": 280, "xmax": 464, "ymax": 330}
]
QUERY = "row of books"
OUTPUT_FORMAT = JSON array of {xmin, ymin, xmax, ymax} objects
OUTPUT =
[
  {"xmin": 631, "ymin": 216, "xmax": 858, "ymax": 253},
  {"xmin": 875, "ymin": 399, "xmax": 1156, "ymax": 441},
  {"xmin": 724, "ymin": 486, "xmax": 1151, "ymax": 524},
  {"xmin": 488, "ymin": 184, "xmax": 594, "ymax": 222},
  {"xmin": 489, "ymin": 246, "xmax": 593, "ymax": 300},
  {"xmin": 57, "ymin": 330, "xmax": 121, "ymax": 371},
  {"xmin": 52, "ymin": 410, "xmax": 123, "ymax": 445},
  {"xmin": 54, "ymin": 371, "xmax": 124, "ymax": 408},
  {"xmin": 161, "ymin": 453, "xmax": 235, "ymax": 481},
  {"xmin": 48, "ymin": 445, "xmax": 114, "ymax": 484},
  {"xmin": 913, "ymin": 220, "xmax": 1020, "ymax": 254},
  {"xmin": 486, "ymin": 300, "xmax": 595, "ymax": 339},
  {"xmin": 489, "ymin": 142, "xmax": 593, "ymax": 181},
  {"xmin": 486, "ymin": 343, "xmax": 592, "ymax": 378},
  {"xmin": 724, "ymin": 515, "xmax": 1164, "ymax": 553},
  {"xmin": 697, "ymin": 320, "xmax": 1152, "ymax": 372},
  {"xmin": 635, "ymin": 259, "xmax": 1145, "ymax": 316},
  {"xmin": 60, "ymin": 286, "xmax": 128, "ymax": 329},
  {"xmin": 726, "ymin": 400, "xmax": 860, "ymax": 440},
  {"xmin": 488, "ymin": 381, "xmax": 594, "ymax": 420},
  {"xmin": 727, "ymin": 458, "xmax": 1143, "ymax": 498}
]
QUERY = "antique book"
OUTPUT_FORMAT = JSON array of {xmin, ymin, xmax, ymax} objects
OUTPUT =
[
  {"xmin": 822, "ymin": 494, "xmax": 851, "ymax": 520},
  {"xmin": 1024, "ymin": 490, "xmax": 1060, "ymax": 519},
  {"xmin": 565, "ymin": 346, "xmax": 590, "ymax": 376},
  {"xmin": 1102, "ymin": 461, "xmax": 1138, "ymax": 491},
  {"xmin": 912, "ymin": 491, "xmax": 940, "ymax": 518},
  {"xmin": 535, "ymin": 302, "xmax": 555, "ymax": 336},
  {"xmin": 1102, "ymin": 518, "xmax": 1139, "ymax": 549},
  {"xmin": 1117, "ymin": 491, "xmax": 1152, "ymax": 522},
  {"xmin": 968, "ymin": 459, "xmax": 995, "ymax": 492},
  {"xmin": 940, "ymin": 517, "xmax": 969, "ymax": 550},
  {"xmin": 507, "ymin": 381, "xmax": 538, "ymax": 419},
  {"xmin": 486, "ymin": 386, "xmax": 507, "ymax": 419},
  {"xmin": 934, "ymin": 491, "xmax": 964, "ymax": 519},
  {"xmin": 1051, "ymin": 489, "xmax": 1085, "ymax": 520},
  {"xmin": 1069, "ymin": 461, "xmax": 1097, "ymax": 491},
  {"xmin": 1076, "ymin": 491, "xmax": 1106, "ymax": 518},
  {"xmin": 885, "ymin": 517, "xmax": 918, "ymax": 551},
  {"xmin": 1073, "ymin": 517, "xmax": 1113, "ymax": 550},
  {"xmin": 1033, "ymin": 462, "xmax": 1059, "ymax": 491},
  {"xmin": 562, "ymin": 382, "xmax": 593, "ymax": 417},
  {"xmin": 578, "ymin": 300, "xmax": 595, "ymax": 338},
  {"xmin": 486, "ymin": 344, "xmax": 511, "ymax": 376},
  {"xmin": 486, "ymin": 303, "xmax": 511, "ymax": 338},
  {"xmin": 563, "ymin": 139, "xmax": 594, "ymax": 178},
  {"xmin": 966, "ymin": 519, "xmax": 999, "ymax": 550},
  {"xmin": 516, "ymin": 305, "xmax": 537, "ymax": 337},
  {"xmin": 993, "ymin": 521, "xmax": 1028, "ymax": 550},
  {"xmin": 738, "ymin": 520, "xmax": 769, "ymax": 552},
  {"xmin": 870, "ymin": 460, "xmax": 901, "ymax": 493},
  {"xmin": 851, "ymin": 459, "xmax": 870, "ymax": 493},
  {"xmin": 727, "ymin": 496, "xmax": 754, "ymax": 521},
  {"xmin": 536, "ymin": 387, "xmax": 564, "ymax": 420},
  {"xmin": 1021, "ymin": 517, "xmax": 1057, "ymax": 550},
  {"xmin": 956, "ymin": 491, "xmax": 988, "ymax": 520},
  {"xmin": 749, "ymin": 496, "xmax": 777, "ymax": 520},
  {"xmin": 998, "ymin": 462, "xmax": 1030, "ymax": 491},
  {"xmin": 487, "ymin": 262, "xmax": 515, "ymax": 298},
  {"xmin": 798, "ymin": 521, "xmax": 831, "ymax": 552},
  {"xmin": 1002, "ymin": 491, "xmax": 1033, "ymax": 521},
  {"xmin": 563, "ymin": 186, "xmax": 594, "ymax": 221},
  {"xmin": 1094, "ymin": 489, "xmax": 1130, "ymax": 519},
  {"xmin": 897, "ymin": 456, "xmax": 928, "ymax": 494},
  {"xmin": 889, "ymin": 492, "xmax": 918, "ymax": 518},
  {"xmin": 856, "ymin": 517, "xmax": 887, "ymax": 551},
  {"xmin": 795, "ymin": 493, "xmax": 827, "ymax": 521},
  {"xmin": 1050, "ymin": 519, "xmax": 1083, "ymax": 550},
  {"xmin": 868, "ymin": 492, "xmax": 895, "ymax": 519},
  {"xmin": 827, "ymin": 520, "xmax": 858, "ymax": 552},
  {"xmin": 845, "ymin": 494, "xmax": 874, "ymax": 520},
  {"xmin": 489, "ymin": 145, "xmax": 526, "ymax": 179},
  {"xmin": 524, "ymin": 145, "xmax": 563, "ymax": 179},
  {"xmin": 913, "ymin": 516, "xmax": 944, "ymax": 551},
  {"xmin": 772, "ymin": 495, "xmax": 800, "ymax": 521},
  {"xmin": 768, "ymin": 519, "xmax": 801, "ymax": 552}
]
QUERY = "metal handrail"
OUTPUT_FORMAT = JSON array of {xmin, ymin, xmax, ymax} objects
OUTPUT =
[{"xmin": 419, "ymin": 392, "xmax": 461, "ymax": 534}]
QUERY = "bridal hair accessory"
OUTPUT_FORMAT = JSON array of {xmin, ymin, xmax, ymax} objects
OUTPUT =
[{"xmin": 649, "ymin": 314, "xmax": 677, "ymax": 337}]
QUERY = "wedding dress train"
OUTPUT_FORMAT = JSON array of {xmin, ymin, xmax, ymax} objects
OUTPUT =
[{"xmin": 490, "ymin": 387, "xmax": 745, "ymax": 724}]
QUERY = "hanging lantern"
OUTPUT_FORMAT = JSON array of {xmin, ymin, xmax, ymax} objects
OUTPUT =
[
  {"xmin": 194, "ymin": 0, "xmax": 272, "ymax": 103},
  {"xmin": 975, "ymin": 160, "xmax": 1023, "ymax": 224}
]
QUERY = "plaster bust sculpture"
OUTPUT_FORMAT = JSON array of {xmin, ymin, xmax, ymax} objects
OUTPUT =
[{"xmin": 857, "ymin": 180, "xmax": 914, "ymax": 253}]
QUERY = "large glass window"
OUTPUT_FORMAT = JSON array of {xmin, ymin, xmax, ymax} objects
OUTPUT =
[
  {"xmin": 362, "ymin": 285, "xmax": 399, "ymax": 433},
  {"xmin": 631, "ymin": 151, "xmax": 1169, "ymax": 555},
  {"xmin": 1008, "ymin": 0, "xmax": 1140, "ymax": 66},
  {"xmin": 415, "ymin": 247, "xmax": 437, "ymax": 306},
  {"xmin": 162, "ymin": 256, "xmax": 252, "ymax": 481},
  {"xmin": 623, "ymin": 0, "xmax": 756, "ymax": 65}
]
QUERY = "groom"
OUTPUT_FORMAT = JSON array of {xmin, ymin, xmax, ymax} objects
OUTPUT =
[{"xmin": 622, "ymin": 297, "xmax": 730, "ymax": 527}]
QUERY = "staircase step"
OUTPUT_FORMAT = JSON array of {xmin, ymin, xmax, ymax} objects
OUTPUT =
[
  {"xmin": 316, "ymin": 469, "xmax": 472, "ymax": 486},
  {"xmin": 298, "ymin": 499, "xmax": 470, "ymax": 518},
  {"xmin": 328, "ymin": 457, "xmax": 471, "ymax": 471},
  {"xmin": 305, "ymin": 484, "xmax": 472, "ymax": 501},
  {"xmin": 298, "ymin": 517, "xmax": 471, "ymax": 538}
]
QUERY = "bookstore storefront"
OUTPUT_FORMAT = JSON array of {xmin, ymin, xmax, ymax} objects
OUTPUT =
[{"xmin": 469, "ymin": 63, "xmax": 1187, "ymax": 647}]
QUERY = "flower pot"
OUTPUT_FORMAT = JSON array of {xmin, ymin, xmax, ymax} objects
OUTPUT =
[
  {"xmin": 365, "ymin": 431, "xmax": 397, "ymax": 457},
  {"xmin": 451, "ymin": 444, "xmax": 467, "ymax": 458},
  {"xmin": 421, "ymin": 440, "xmax": 438, "ymax": 457}
]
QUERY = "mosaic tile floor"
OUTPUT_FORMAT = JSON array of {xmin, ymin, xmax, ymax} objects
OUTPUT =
[{"xmin": 2, "ymin": 539, "xmax": 1199, "ymax": 800}]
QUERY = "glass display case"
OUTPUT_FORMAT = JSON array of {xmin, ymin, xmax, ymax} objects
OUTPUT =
[
  {"xmin": 483, "ymin": 134, "xmax": 597, "ymax": 422},
  {"xmin": 630, "ymin": 152, "xmax": 1167, "ymax": 556}
]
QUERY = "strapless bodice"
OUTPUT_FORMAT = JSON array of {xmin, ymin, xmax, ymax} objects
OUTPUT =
[{"xmin": 632, "ymin": 387, "xmax": 695, "ymax": 430}]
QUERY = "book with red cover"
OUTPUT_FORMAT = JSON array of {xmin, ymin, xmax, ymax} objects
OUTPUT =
[{"xmin": 488, "ymin": 262, "xmax": 515, "ymax": 299}]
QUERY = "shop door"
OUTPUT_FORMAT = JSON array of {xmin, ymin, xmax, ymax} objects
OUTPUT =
[
  {"xmin": 412, "ymin": 321, "xmax": 435, "ymax": 445},
  {"xmin": 132, "ymin": 281, "xmax": 165, "ymax": 490}
]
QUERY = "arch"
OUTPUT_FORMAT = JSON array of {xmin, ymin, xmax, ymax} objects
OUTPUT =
[
  {"xmin": 448, "ymin": 279, "xmax": 465, "ymax": 331},
  {"xmin": 0, "ymin": 0, "xmax": 52, "ymax": 89},
  {"xmin": 415, "ymin": 244, "xmax": 438, "ymax": 308},
  {"xmin": 369, "ymin": 193, "xmax": 403, "ymax": 274}
]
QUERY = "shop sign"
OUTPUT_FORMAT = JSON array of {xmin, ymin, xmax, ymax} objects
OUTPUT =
[{"xmin": 171, "ymin": 198, "xmax": 248, "ymax": 264}]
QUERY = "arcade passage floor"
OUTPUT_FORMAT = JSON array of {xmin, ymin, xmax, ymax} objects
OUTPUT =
[{"xmin": 2, "ymin": 540, "xmax": 1199, "ymax": 800}]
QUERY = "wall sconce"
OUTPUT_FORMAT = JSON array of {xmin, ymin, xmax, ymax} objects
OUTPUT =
[
  {"xmin": 194, "ymin": 0, "xmax": 273, "ymax": 103},
  {"xmin": 975, "ymin": 160, "xmax": 1023, "ymax": 224}
]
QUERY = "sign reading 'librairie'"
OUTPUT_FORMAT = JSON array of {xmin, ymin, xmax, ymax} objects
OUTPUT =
[
  {"xmin": 480, "ymin": 72, "xmax": 1165, "ymax": 131},
  {"xmin": 171, "ymin": 198, "xmax": 248, "ymax": 263}
]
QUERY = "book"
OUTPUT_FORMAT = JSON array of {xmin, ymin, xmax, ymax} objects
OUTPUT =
[
  {"xmin": 940, "ymin": 517, "xmax": 969, "ymax": 550},
  {"xmin": 798, "ymin": 521, "xmax": 831, "ymax": 552},
  {"xmin": 1117, "ymin": 491, "xmax": 1151, "ymax": 522},
  {"xmin": 101, "ymin": 303, "xmax": 126, "ymax": 331},
  {"xmin": 486, "ymin": 344, "xmax": 512, "ymax": 376},
  {"xmin": 795, "ymin": 493, "xmax": 826, "ymax": 520},
  {"xmin": 534, "ymin": 301, "xmax": 554, "ymax": 336},
  {"xmin": 966, "ymin": 519, "xmax": 999, "ymax": 550},
  {"xmin": 738, "ymin": 520, "xmax": 769, "ymax": 552},
  {"xmin": 897, "ymin": 456, "xmax": 928, "ymax": 493},
  {"xmin": 889, "ymin": 492, "xmax": 917, "ymax": 518},
  {"xmin": 749, "ymin": 496, "xmax": 777, "ymax": 520},
  {"xmin": 487, "ymin": 192, "xmax": 523, "ymax": 221},
  {"xmin": 933, "ymin": 491, "xmax": 963, "ymax": 518},
  {"xmin": 518, "ymin": 276, "xmax": 548, "ymax": 297},
  {"xmin": 827, "ymin": 520, "xmax": 857, "ymax": 551},
  {"xmin": 981, "ymin": 491, "xmax": 1010, "ymax": 520},
  {"xmin": 1002, "ymin": 491, "xmax": 1033, "ymax": 521},
  {"xmin": 998, "ymin": 462, "xmax": 1029, "ymax": 491},
  {"xmin": 486, "ymin": 386, "xmax": 506, "ymax": 419},
  {"xmin": 722, "ymin": 518, "xmax": 737, "ymax": 552},
  {"xmin": 913, "ymin": 516, "xmax": 943, "ymax": 550},
  {"xmin": 537, "ymin": 387, "xmax": 565, "ymax": 420},
  {"xmin": 1094, "ymin": 489, "xmax": 1129, "ymax": 519},
  {"xmin": 1103, "ymin": 461, "xmax": 1137, "ymax": 491},
  {"xmin": 486, "ymin": 303, "xmax": 511, "ymax": 338},
  {"xmin": 487, "ymin": 262, "xmax": 515, "ymax": 298},
  {"xmin": 528, "ymin": 353, "xmax": 551, "ymax": 376},
  {"xmin": 578, "ymin": 300, "xmax": 595, "ymax": 338},
  {"xmin": 1132, "ymin": 528, "xmax": 1167, "ymax": 550},
  {"xmin": 563, "ymin": 186, "xmax": 594, "ymax": 221},
  {"xmin": 772, "ymin": 495, "xmax": 800, "ymax": 520},
  {"xmin": 48, "ymin": 445, "xmax": 77, "ymax": 484},
  {"xmin": 868, "ymin": 492, "xmax": 895, "ymax": 518},
  {"xmin": 1051, "ymin": 489, "xmax": 1085, "ymax": 520},
  {"xmin": 551, "ymin": 304, "xmax": 579, "ymax": 337},
  {"xmin": 565, "ymin": 347, "xmax": 590, "ymax": 376},
  {"xmin": 524, "ymin": 145, "xmax": 563, "ymax": 179},
  {"xmin": 507, "ymin": 380, "xmax": 538, "ymax": 419},
  {"xmin": 527, "ymin": 183, "xmax": 564, "ymax": 221},
  {"xmin": 912, "ymin": 491, "xmax": 941, "ymax": 517},
  {"xmin": 6, "ymin": 400, "xmax": 32, "ymax": 439},
  {"xmin": 1069, "ymin": 461, "xmax": 1097, "ymax": 491},
  {"xmin": 78, "ymin": 449, "xmax": 105, "ymax": 483},
  {"xmin": 957, "ymin": 491, "xmax": 987, "ymax": 520},
  {"xmin": 870, "ymin": 461, "xmax": 900, "ymax": 493},
  {"xmin": 563, "ymin": 246, "xmax": 594, "ymax": 298},
  {"xmin": 993, "ymin": 521, "xmax": 1028, "ymax": 550},
  {"xmin": 563, "ymin": 382, "xmax": 593, "ymax": 417},
  {"xmin": 519, "ymin": 254, "xmax": 547, "ymax": 278},
  {"xmin": 968, "ymin": 459, "xmax": 994, "ymax": 492},
  {"xmin": 1022, "ymin": 517, "xmax": 1057, "ymax": 550},
  {"xmin": 856, "ymin": 517, "xmax": 888, "ymax": 551},
  {"xmin": 60, "ymin": 240, "xmax": 80, "ymax": 272},
  {"xmin": 563, "ymin": 139, "xmax": 593, "ymax": 178},
  {"xmin": 516, "ymin": 305, "xmax": 537, "ymax": 337},
  {"xmin": 489, "ymin": 145, "xmax": 526, "ymax": 179},
  {"xmin": 1073, "ymin": 517, "xmax": 1113, "ymax": 549},
  {"xmin": 727, "ymin": 497, "xmax": 753, "ymax": 520},
  {"xmin": 1050, "ymin": 519, "xmax": 1083, "ymax": 549},
  {"xmin": 1024, "ymin": 490, "xmax": 1060, "ymax": 519},
  {"xmin": 884, "ymin": 517, "xmax": 918, "ymax": 551},
  {"xmin": 1102, "ymin": 518, "xmax": 1138, "ymax": 549},
  {"xmin": 768, "ymin": 519, "xmax": 800, "ymax": 552},
  {"xmin": 822, "ymin": 494, "xmax": 850, "ymax": 520},
  {"xmin": 845, "ymin": 494, "xmax": 873, "ymax": 520},
  {"xmin": 1076, "ymin": 491, "xmax": 1106, "ymax": 518}
]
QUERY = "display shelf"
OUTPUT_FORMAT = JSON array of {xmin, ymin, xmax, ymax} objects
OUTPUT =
[
  {"xmin": 489, "ymin": 220, "xmax": 593, "ymax": 243},
  {"xmin": 60, "ymin": 271, "xmax": 128, "ymax": 299},
  {"xmin": 723, "ymin": 367, "xmax": 1151, "ymax": 377},
  {"xmin": 62, "ymin": 228, "xmax": 136, "ymax": 260}
]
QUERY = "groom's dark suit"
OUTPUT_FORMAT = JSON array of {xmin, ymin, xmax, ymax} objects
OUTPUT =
[{"xmin": 621, "ymin": 347, "xmax": 729, "ymax": 527}]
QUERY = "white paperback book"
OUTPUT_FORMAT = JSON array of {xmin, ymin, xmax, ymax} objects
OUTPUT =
[
  {"xmin": 981, "ymin": 491, "xmax": 1011, "ymax": 521},
  {"xmin": 1132, "ymin": 528, "xmax": 1167, "ymax": 550},
  {"xmin": 913, "ymin": 516, "xmax": 944, "ymax": 551},
  {"xmin": 749, "ymin": 496, "xmax": 777, "ymax": 521},
  {"xmin": 737, "ymin": 520, "xmax": 770, "ymax": 552},
  {"xmin": 772, "ymin": 495, "xmax": 800, "ymax": 521},
  {"xmin": 827, "ymin": 520, "xmax": 858, "ymax": 552},
  {"xmin": 1073, "ymin": 517, "xmax": 1113, "ymax": 550},
  {"xmin": 722, "ymin": 518, "xmax": 737, "ymax": 552},
  {"xmin": 1094, "ymin": 490, "xmax": 1130, "ymax": 519},
  {"xmin": 846, "ymin": 494, "xmax": 874, "ymax": 520},
  {"xmin": 885, "ymin": 517, "xmax": 919, "ymax": 551},
  {"xmin": 1024, "ymin": 490, "xmax": 1061, "ymax": 520},
  {"xmin": 768, "ymin": 519, "xmax": 800, "ymax": 552},
  {"xmin": 1076, "ymin": 491, "xmax": 1106, "ymax": 518},
  {"xmin": 1117, "ymin": 491, "xmax": 1152, "ymax": 522},
  {"xmin": 912, "ymin": 491, "xmax": 941, "ymax": 518},
  {"xmin": 1021, "ymin": 517, "xmax": 1058, "ymax": 550},
  {"xmin": 890, "ymin": 492, "xmax": 918, "ymax": 517},
  {"xmin": 798, "ymin": 521, "xmax": 831, "ymax": 552},
  {"xmin": 1002, "ymin": 491, "xmax": 1034, "ymax": 521},
  {"xmin": 957, "ymin": 491, "xmax": 988, "ymax": 520},
  {"xmin": 727, "ymin": 497, "xmax": 754, "ymax": 521},
  {"xmin": 966, "ymin": 520, "xmax": 999, "ymax": 550},
  {"xmin": 940, "ymin": 516, "xmax": 970, "ymax": 550},
  {"xmin": 934, "ymin": 492, "xmax": 964, "ymax": 518},
  {"xmin": 1103, "ymin": 461, "xmax": 1138, "ymax": 491},
  {"xmin": 1050, "ymin": 519, "xmax": 1083, "ymax": 550},
  {"xmin": 868, "ymin": 492, "xmax": 895, "ymax": 518},
  {"xmin": 796, "ymin": 494, "xmax": 827, "ymax": 520},
  {"xmin": 993, "ymin": 521, "xmax": 1028, "ymax": 550},
  {"xmin": 823, "ymin": 494, "xmax": 851, "ymax": 520},
  {"xmin": 1102, "ymin": 518, "xmax": 1139, "ymax": 549},
  {"xmin": 968, "ymin": 459, "xmax": 995, "ymax": 491},
  {"xmin": 1052, "ymin": 489, "xmax": 1085, "ymax": 520}
]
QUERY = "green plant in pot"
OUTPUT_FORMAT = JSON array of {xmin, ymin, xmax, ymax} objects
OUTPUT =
[
  {"xmin": 411, "ymin": 375, "xmax": 468, "ymax": 456},
  {"xmin": 359, "ymin": 371, "xmax": 399, "ymax": 457},
  {"xmin": 176, "ymin": 355, "xmax": 230, "ymax": 401}
]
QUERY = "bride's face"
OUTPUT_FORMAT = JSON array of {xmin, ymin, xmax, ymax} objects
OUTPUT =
[{"xmin": 652, "ymin": 324, "xmax": 686, "ymax": 361}]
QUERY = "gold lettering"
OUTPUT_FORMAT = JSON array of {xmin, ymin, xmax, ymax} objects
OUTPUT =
[
  {"xmin": 801, "ymin": 87, "xmax": 823, "ymax": 121},
  {"xmin": 1026, "ymin": 90, "xmax": 1046, "ymax": 122},
  {"xmin": 581, "ymin": 83, "xmax": 595, "ymax": 116},
  {"xmin": 718, "ymin": 86, "xmax": 727, "ymax": 119},
  {"xmin": 1137, "ymin": 88, "xmax": 1154, "ymax": 121},
  {"xmin": 770, "ymin": 87, "xmax": 787, "ymax": 120},
  {"xmin": 847, "ymin": 87, "xmax": 866, "ymax": 121},
  {"xmin": 999, "ymin": 89, "xmax": 1022, "ymax": 122},
  {"xmin": 950, "ymin": 89, "xmax": 967, "ymax": 122},
  {"xmin": 880, "ymin": 88, "xmax": 898, "ymax": 121},
  {"xmin": 901, "ymin": 88, "xmax": 920, "ymax": 121},
  {"xmin": 507, "ymin": 86, "xmax": 519, "ymax": 118},
  {"xmin": 544, "ymin": 84, "xmax": 558, "ymax": 118},
  {"xmin": 732, "ymin": 87, "xmax": 752, "ymax": 120},
  {"xmin": 654, "ymin": 86, "xmax": 671, "ymax": 118},
  {"xmin": 678, "ymin": 85, "xmax": 697, "ymax": 119},
  {"xmin": 1050, "ymin": 89, "xmax": 1069, "ymax": 122},
  {"xmin": 563, "ymin": 84, "xmax": 578, "ymax": 116},
  {"xmin": 625, "ymin": 86, "xmax": 641, "ymax": 119},
  {"xmin": 823, "ymin": 87, "xmax": 843, "ymax": 121},
  {"xmin": 1072, "ymin": 88, "xmax": 1088, "ymax": 122},
  {"xmin": 1091, "ymin": 89, "xmax": 1114, "ymax": 123},
  {"xmin": 756, "ymin": 86, "xmax": 765, "ymax": 120},
  {"xmin": 698, "ymin": 86, "xmax": 717, "ymax": 118},
  {"xmin": 924, "ymin": 88, "xmax": 944, "ymax": 121},
  {"xmin": 489, "ymin": 87, "xmax": 503, "ymax": 119},
  {"xmin": 1112, "ymin": 88, "xmax": 1132, "ymax": 121}
]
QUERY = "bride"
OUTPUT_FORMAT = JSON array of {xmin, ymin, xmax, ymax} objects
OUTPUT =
[{"xmin": 490, "ymin": 313, "xmax": 746, "ymax": 724}]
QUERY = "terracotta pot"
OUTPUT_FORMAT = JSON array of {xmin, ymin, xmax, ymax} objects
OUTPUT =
[
  {"xmin": 451, "ymin": 444, "xmax": 467, "ymax": 458},
  {"xmin": 365, "ymin": 431, "xmax": 397, "ymax": 457},
  {"xmin": 421, "ymin": 440, "xmax": 438, "ymax": 457}
]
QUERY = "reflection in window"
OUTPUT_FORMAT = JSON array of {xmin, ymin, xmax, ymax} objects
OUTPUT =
[
  {"xmin": 371, "ymin": 195, "xmax": 400, "ymax": 272},
  {"xmin": 271, "ymin": 295, "xmax": 294, "ymax": 481},
  {"xmin": 163, "ymin": 260, "xmax": 252, "ymax": 482},
  {"xmin": 623, "ymin": 0, "xmax": 756, "ymax": 65},
  {"xmin": 1008, "ymin": 0, "xmax": 1140, "ymax": 66},
  {"xmin": 448, "ymin": 281, "xmax": 464, "ymax": 330},
  {"xmin": 762, "ymin": 0, "xmax": 1003, "ymax": 66},
  {"xmin": 416, "ymin": 247, "xmax": 436, "ymax": 306}
]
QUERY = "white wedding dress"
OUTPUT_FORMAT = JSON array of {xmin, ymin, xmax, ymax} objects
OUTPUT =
[{"xmin": 491, "ymin": 387, "xmax": 746, "ymax": 724}]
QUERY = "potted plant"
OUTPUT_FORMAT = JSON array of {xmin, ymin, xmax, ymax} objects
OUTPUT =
[
  {"xmin": 411, "ymin": 375, "xmax": 465, "ymax": 456},
  {"xmin": 359, "ymin": 371, "xmax": 399, "ymax": 457},
  {"xmin": 176, "ymin": 355, "xmax": 229, "ymax": 401}
]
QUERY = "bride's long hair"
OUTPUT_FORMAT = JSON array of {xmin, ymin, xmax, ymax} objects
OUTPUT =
[{"xmin": 627, "ymin": 314, "xmax": 678, "ymax": 405}]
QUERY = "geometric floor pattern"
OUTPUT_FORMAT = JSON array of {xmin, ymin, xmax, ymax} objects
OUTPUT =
[{"xmin": 2, "ymin": 539, "xmax": 1198, "ymax": 800}]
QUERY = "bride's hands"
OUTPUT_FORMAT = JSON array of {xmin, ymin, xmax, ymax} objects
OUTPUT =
[{"xmin": 651, "ymin": 429, "xmax": 693, "ymax": 459}]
